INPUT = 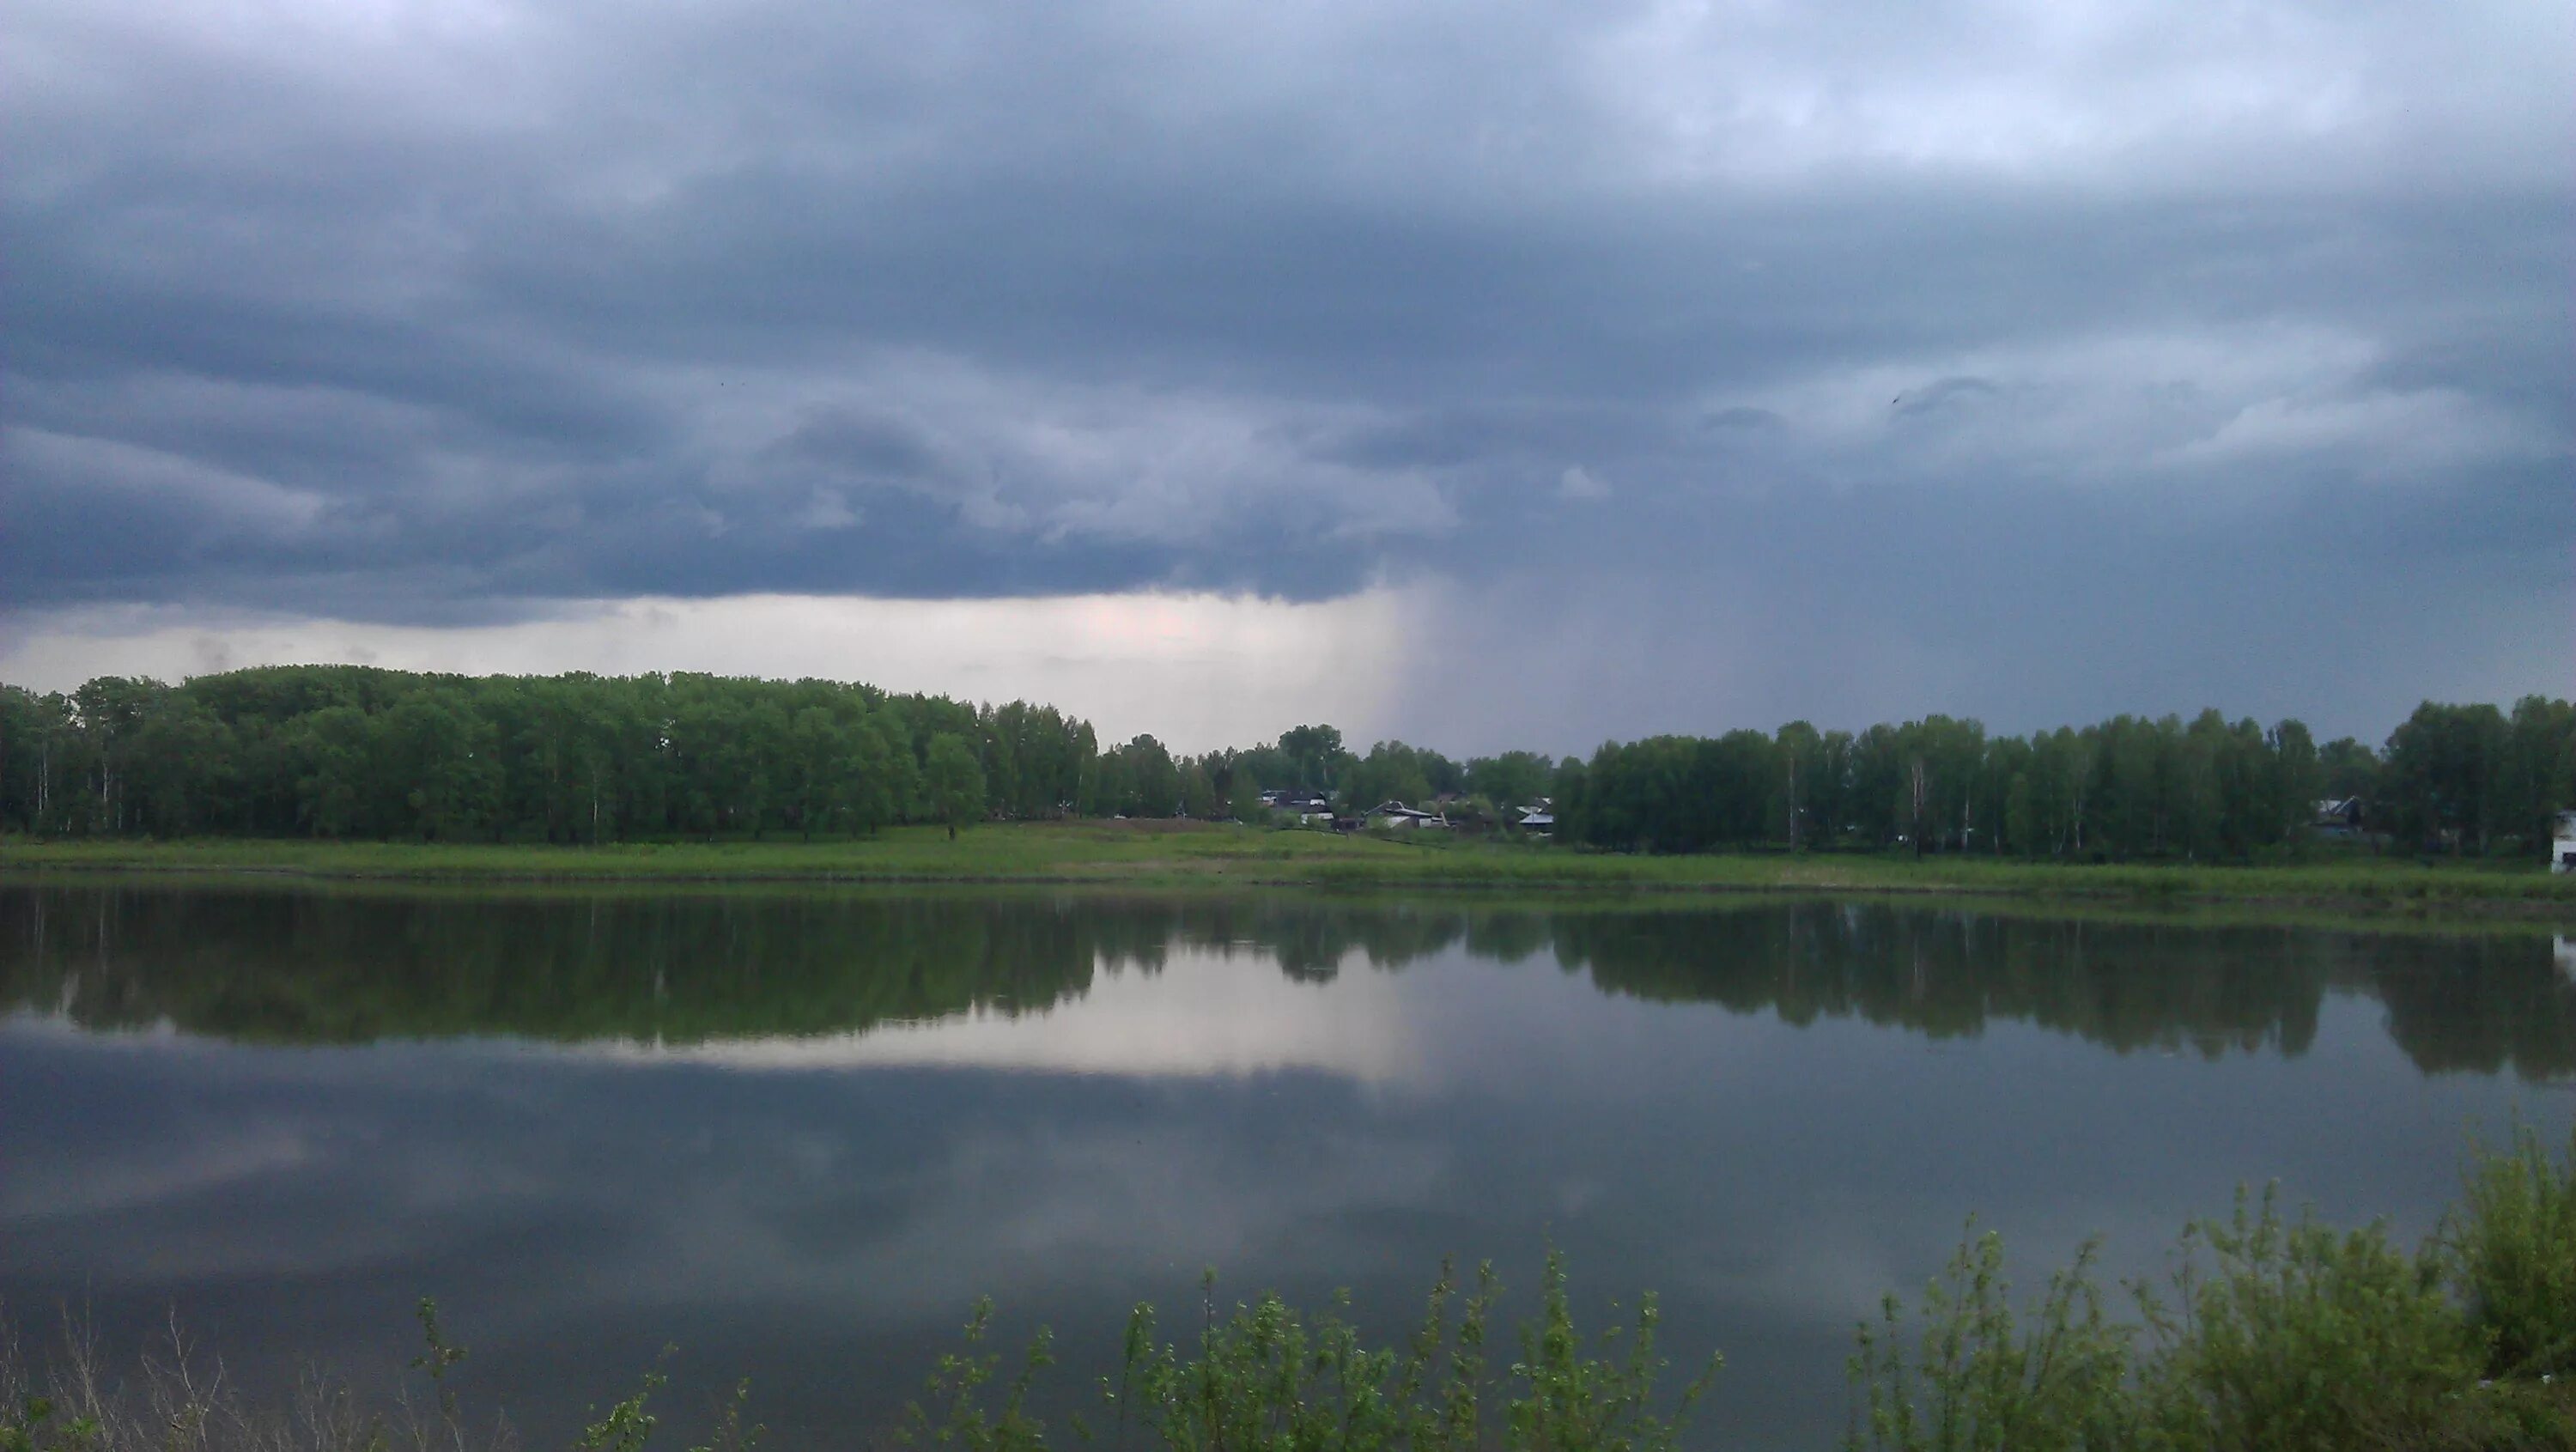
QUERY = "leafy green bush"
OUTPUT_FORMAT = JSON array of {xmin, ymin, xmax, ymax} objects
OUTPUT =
[
  {"xmin": 1100, "ymin": 1255, "xmax": 1712, "ymax": 1452},
  {"xmin": 2443, "ymin": 1124, "xmax": 2576, "ymax": 1379},
  {"xmin": 899, "ymin": 1299, "xmax": 1050, "ymax": 1452},
  {"xmin": 1848, "ymin": 1158, "xmax": 2576, "ymax": 1452},
  {"xmin": 1845, "ymin": 1230, "xmax": 2136, "ymax": 1452},
  {"xmin": 2130, "ymin": 1186, "xmax": 2482, "ymax": 1451},
  {"xmin": 1502, "ymin": 1252, "xmax": 1716, "ymax": 1452}
]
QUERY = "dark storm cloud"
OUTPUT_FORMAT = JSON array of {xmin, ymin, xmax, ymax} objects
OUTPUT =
[{"xmin": 1, "ymin": 0, "xmax": 2567, "ymax": 725}]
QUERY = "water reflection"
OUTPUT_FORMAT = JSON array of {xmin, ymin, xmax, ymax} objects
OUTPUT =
[
  {"xmin": 3, "ymin": 883, "xmax": 2573, "ymax": 1451},
  {"xmin": 5, "ymin": 885, "xmax": 2573, "ymax": 1078}
]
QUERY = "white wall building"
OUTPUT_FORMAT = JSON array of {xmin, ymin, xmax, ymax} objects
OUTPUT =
[{"xmin": 2554, "ymin": 811, "xmax": 2576, "ymax": 874}]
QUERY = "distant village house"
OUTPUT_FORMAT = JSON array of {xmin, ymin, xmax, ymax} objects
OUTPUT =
[{"xmin": 1366, "ymin": 801, "xmax": 1449, "ymax": 829}]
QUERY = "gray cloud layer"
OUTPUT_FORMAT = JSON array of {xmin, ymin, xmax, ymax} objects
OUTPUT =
[{"xmin": 3, "ymin": 0, "xmax": 2569, "ymax": 732}]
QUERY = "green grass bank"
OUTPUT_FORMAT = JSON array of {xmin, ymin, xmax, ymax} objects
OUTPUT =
[{"xmin": 7, "ymin": 822, "xmax": 2575, "ymax": 918}]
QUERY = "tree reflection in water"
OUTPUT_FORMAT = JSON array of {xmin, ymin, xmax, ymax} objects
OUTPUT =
[{"xmin": 3, "ymin": 884, "xmax": 2571, "ymax": 1080}]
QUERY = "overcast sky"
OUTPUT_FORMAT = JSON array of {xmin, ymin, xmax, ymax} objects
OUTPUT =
[{"xmin": 3, "ymin": 0, "xmax": 2567, "ymax": 754}]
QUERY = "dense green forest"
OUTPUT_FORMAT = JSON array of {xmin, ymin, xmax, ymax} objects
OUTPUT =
[{"xmin": 2, "ymin": 667, "xmax": 2568, "ymax": 861}]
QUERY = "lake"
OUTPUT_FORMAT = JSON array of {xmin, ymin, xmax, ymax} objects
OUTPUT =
[{"xmin": 5, "ymin": 882, "xmax": 2573, "ymax": 1449}]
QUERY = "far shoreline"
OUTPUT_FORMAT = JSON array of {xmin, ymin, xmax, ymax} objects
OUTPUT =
[{"xmin": 7, "ymin": 823, "xmax": 2574, "ymax": 923}]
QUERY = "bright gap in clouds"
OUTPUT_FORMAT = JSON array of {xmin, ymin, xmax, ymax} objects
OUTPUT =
[{"xmin": 0, "ymin": 591, "xmax": 1415, "ymax": 756}]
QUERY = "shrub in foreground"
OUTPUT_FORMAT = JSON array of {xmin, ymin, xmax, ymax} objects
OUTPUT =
[
  {"xmin": 1089, "ymin": 1254, "xmax": 1713, "ymax": 1452},
  {"xmin": 2445, "ymin": 1124, "xmax": 2576, "ymax": 1380},
  {"xmin": 2128, "ymin": 1187, "xmax": 2484, "ymax": 1450},
  {"xmin": 8, "ymin": 1136, "xmax": 2574, "ymax": 1452},
  {"xmin": 1849, "ymin": 1136, "xmax": 2576, "ymax": 1452},
  {"xmin": 1845, "ymin": 1232, "xmax": 2135, "ymax": 1452}
]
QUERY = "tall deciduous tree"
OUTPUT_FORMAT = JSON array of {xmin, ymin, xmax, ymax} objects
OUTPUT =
[{"xmin": 924, "ymin": 733, "xmax": 986, "ymax": 840}]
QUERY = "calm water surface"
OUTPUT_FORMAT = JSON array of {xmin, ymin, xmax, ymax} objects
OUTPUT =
[{"xmin": 5, "ymin": 883, "xmax": 2574, "ymax": 1449}]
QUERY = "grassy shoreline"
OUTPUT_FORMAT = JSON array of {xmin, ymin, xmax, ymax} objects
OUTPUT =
[{"xmin": 7, "ymin": 823, "xmax": 2574, "ymax": 918}]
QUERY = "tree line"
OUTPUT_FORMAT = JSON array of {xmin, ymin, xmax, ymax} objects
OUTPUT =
[
  {"xmin": 0, "ymin": 666, "xmax": 2568, "ymax": 860},
  {"xmin": 0, "ymin": 668, "xmax": 1062, "ymax": 842},
  {"xmin": 1553, "ymin": 700, "xmax": 2573, "ymax": 861}
]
